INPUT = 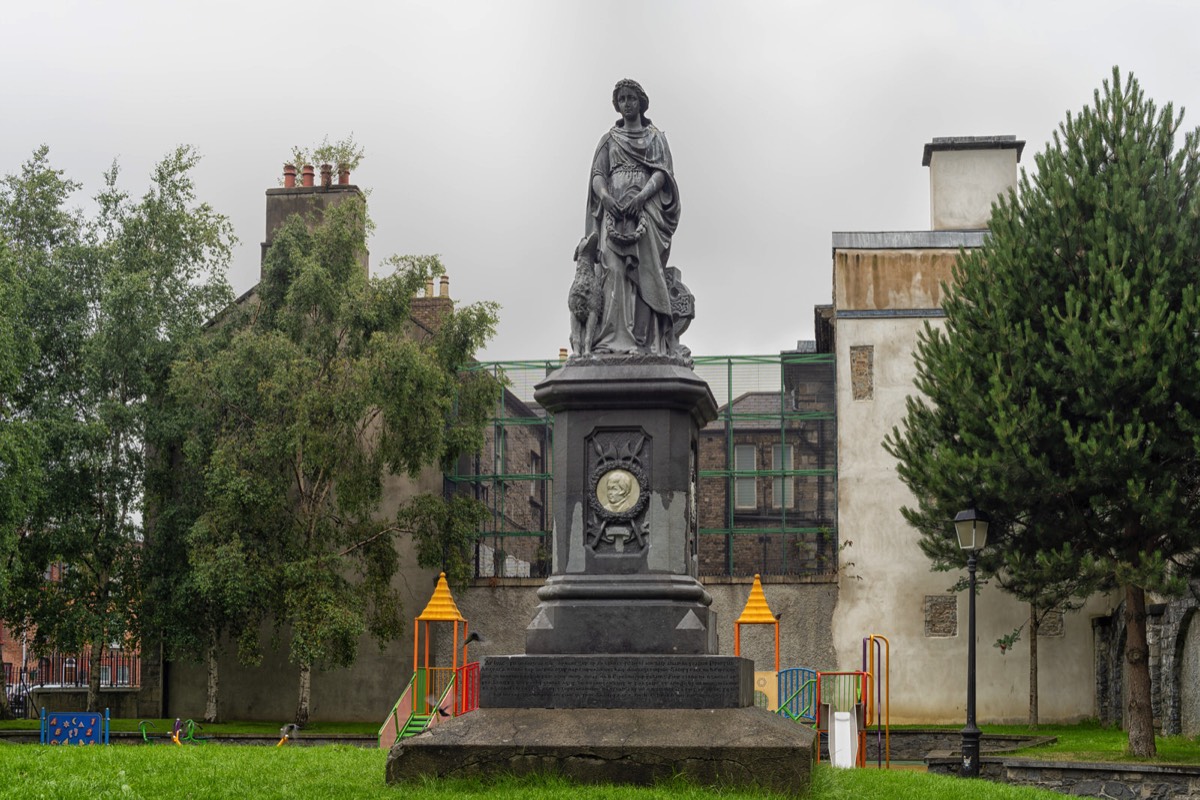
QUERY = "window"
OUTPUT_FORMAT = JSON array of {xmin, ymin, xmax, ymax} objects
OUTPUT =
[
  {"xmin": 772, "ymin": 444, "xmax": 794, "ymax": 509},
  {"xmin": 734, "ymin": 445, "xmax": 757, "ymax": 510},
  {"xmin": 529, "ymin": 452, "xmax": 542, "ymax": 501}
]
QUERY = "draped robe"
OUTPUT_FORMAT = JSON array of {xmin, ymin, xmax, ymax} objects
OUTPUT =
[{"xmin": 585, "ymin": 124, "xmax": 680, "ymax": 355}]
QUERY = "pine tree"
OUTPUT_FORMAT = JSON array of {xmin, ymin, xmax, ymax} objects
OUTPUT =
[{"xmin": 886, "ymin": 68, "xmax": 1200, "ymax": 756}]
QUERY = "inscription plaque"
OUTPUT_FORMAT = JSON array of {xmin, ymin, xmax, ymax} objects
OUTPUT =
[{"xmin": 481, "ymin": 654, "xmax": 754, "ymax": 709}]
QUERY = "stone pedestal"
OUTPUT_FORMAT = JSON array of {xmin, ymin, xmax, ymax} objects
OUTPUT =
[
  {"xmin": 525, "ymin": 360, "xmax": 719, "ymax": 657},
  {"xmin": 493, "ymin": 360, "xmax": 751, "ymax": 706},
  {"xmin": 386, "ymin": 708, "xmax": 817, "ymax": 794},
  {"xmin": 387, "ymin": 359, "xmax": 814, "ymax": 791}
]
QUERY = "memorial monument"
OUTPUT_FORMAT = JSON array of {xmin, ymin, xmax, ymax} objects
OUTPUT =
[{"xmin": 387, "ymin": 80, "xmax": 816, "ymax": 793}]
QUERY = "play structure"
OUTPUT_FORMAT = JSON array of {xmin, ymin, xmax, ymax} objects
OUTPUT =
[
  {"xmin": 40, "ymin": 708, "xmax": 110, "ymax": 745},
  {"xmin": 378, "ymin": 572, "xmax": 480, "ymax": 748},
  {"xmin": 734, "ymin": 575, "xmax": 891, "ymax": 768},
  {"xmin": 138, "ymin": 718, "xmax": 205, "ymax": 745}
]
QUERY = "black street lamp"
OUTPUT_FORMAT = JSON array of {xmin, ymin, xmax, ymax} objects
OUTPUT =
[{"xmin": 954, "ymin": 504, "xmax": 990, "ymax": 778}]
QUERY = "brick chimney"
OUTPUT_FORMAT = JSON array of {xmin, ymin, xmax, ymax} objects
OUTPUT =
[
  {"xmin": 261, "ymin": 165, "xmax": 368, "ymax": 280},
  {"xmin": 922, "ymin": 136, "xmax": 1025, "ymax": 230},
  {"xmin": 410, "ymin": 275, "xmax": 453, "ymax": 334}
]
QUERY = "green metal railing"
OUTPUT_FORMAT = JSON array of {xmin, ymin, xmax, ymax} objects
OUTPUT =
[{"xmin": 453, "ymin": 353, "xmax": 837, "ymax": 578}]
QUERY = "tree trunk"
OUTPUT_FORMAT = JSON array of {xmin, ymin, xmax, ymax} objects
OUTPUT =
[
  {"xmin": 87, "ymin": 633, "xmax": 105, "ymax": 712},
  {"xmin": 204, "ymin": 639, "xmax": 220, "ymax": 723},
  {"xmin": 1123, "ymin": 584, "xmax": 1157, "ymax": 758},
  {"xmin": 295, "ymin": 662, "xmax": 311, "ymax": 726},
  {"xmin": 0, "ymin": 664, "xmax": 12, "ymax": 720},
  {"xmin": 1028, "ymin": 605, "xmax": 1039, "ymax": 728}
]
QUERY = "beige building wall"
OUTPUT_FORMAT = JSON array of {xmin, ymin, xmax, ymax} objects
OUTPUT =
[
  {"xmin": 830, "ymin": 237, "xmax": 1114, "ymax": 725},
  {"xmin": 924, "ymin": 136, "xmax": 1024, "ymax": 231}
]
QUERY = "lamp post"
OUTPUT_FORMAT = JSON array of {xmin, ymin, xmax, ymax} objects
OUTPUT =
[{"xmin": 954, "ymin": 504, "xmax": 990, "ymax": 778}]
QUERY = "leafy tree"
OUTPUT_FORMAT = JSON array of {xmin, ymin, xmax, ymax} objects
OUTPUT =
[
  {"xmin": 885, "ymin": 68, "xmax": 1200, "ymax": 756},
  {"xmin": 142, "ymin": 316, "xmax": 266, "ymax": 723},
  {"xmin": 169, "ymin": 190, "xmax": 499, "ymax": 725},
  {"xmin": 0, "ymin": 146, "xmax": 234, "ymax": 711},
  {"xmin": 0, "ymin": 236, "xmax": 43, "ymax": 719}
]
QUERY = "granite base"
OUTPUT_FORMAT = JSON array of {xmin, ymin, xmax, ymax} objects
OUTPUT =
[
  {"xmin": 385, "ymin": 707, "xmax": 817, "ymax": 794},
  {"xmin": 480, "ymin": 654, "xmax": 754, "ymax": 709}
]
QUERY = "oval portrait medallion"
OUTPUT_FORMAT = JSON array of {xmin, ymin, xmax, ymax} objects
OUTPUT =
[{"xmin": 596, "ymin": 468, "xmax": 640, "ymax": 514}]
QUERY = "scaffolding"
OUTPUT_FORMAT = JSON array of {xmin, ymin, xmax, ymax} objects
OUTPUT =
[{"xmin": 450, "ymin": 352, "xmax": 837, "ymax": 579}]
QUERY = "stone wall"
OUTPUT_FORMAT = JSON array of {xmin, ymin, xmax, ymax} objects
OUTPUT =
[
  {"xmin": 29, "ymin": 687, "xmax": 142, "ymax": 718},
  {"xmin": 1094, "ymin": 581, "xmax": 1200, "ymax": 736},
  {"xmin": 928, "ymin": 755, "xmax": 1200, "ymax": 800}
]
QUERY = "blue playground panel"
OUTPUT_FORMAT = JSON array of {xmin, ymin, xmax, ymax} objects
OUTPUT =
[
  {"xmin": 777, "ymin": 667, "xmax": 817, "ymax": 723},
  {"xmin": 40, "ymin": 708, "xmax": 110, "ymax": 745}
]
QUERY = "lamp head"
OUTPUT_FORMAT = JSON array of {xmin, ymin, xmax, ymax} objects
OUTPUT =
[{"xmin": 954, "ymin": 505, "xmax": 991, "ymax": 551}]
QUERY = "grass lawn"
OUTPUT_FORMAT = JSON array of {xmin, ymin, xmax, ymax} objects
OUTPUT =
[
  {"xmin": 0, "ymin": 744, "xmax": 1069, "ymax": 800},
  {"xmin": 0, "ymin": 717, "xmax": 379, "ymax": 736},
  {"xmin": 2, "ymin": 718, "xmax": 1195, "ymax": 799},
  {"xmin": 8, "ymin": 717, "xmax": 1197, "ymax": 763},
  {"xmin": 891, "ymin": 721, "xmax": 1200, "ymax": 765},
  {"xmin": 989, "ymin": 722, "xmax": 1200, "ymax": 765}
]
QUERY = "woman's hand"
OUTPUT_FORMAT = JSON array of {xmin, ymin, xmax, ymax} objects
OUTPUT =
[
  {"xmin": 599, "ymin": 189, "xmax": 621, "ymax": 216},
  {"xmin": 626, "ymin": 172, "xmax": 664, "ymax": 217},
  {"xmin": 625, "ymin": 190, "xmax": 651, "ymax": 216}
]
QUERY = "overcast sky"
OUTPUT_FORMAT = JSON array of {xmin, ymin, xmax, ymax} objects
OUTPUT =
[{"xmin": 5, "ymin": 1, "xmax": 1200, "ymax": 361}]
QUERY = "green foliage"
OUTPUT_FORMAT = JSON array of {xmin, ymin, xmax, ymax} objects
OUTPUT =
[
  {"xmin": 0, "ymin": 145, "xmax": 233, "ymax": 710},
  {"xmin": 165, "ymin": 186, "xmax": 500, "ymax": 714},
  {"xmin": 885, "ymin": 67, "xmax": 1200, "ymax": 754},
  {"xmin": 288, "ymin": 134, "xmax": 365, "ymax": 172}
]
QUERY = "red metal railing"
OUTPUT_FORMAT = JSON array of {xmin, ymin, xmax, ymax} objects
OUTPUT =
[{"xmin": 456, "ymin": 661, "xmax": 480, "ymax": 715}]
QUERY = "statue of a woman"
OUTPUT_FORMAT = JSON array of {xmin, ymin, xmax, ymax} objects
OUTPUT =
[{"xmin": 584, "ymin": 79, "xmax": 681, "ymax": 356}]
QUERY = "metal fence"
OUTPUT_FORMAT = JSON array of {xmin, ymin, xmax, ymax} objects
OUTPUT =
[
  {"xmin": 14, "ymin": 649, "xmax": 141, "ymax": 691},
  {"xmin": 2, "ymin": 663, "xmax": 32, "ymax": 718},
  {"xmin": 455, "ymin": 352, "xmax": 837, "ymax": 579}
]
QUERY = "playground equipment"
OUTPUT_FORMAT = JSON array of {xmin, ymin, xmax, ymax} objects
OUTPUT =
[
  {"xmin": 815, "ymin": 670, "xmax": 869, "ymax": 767},
  {"xmin": 735, "ymin": 574, "xmax": 780, "ymax": 710},
  {"xmin": 277, "ymin": 723, "xmax": 300, "ymax": 746},
  {"xmin": 138, "ymin": 718, "xmax": 205, "ymax": 745},
  {"xmin": 777, "ymin": 666, "xmax": 817, "ymax": 724},
  {"xmin": 40, "ymin": 708, "xmax": 110, "ymax": 745},
  {"xmin": 862, "ymin": 634, "xmax": 891, "ymax": 767},
  {"xmin": 378, "ymin": 572, "xmax": 480, "ymax": 748},
  {"xmin": 730, "ymin": 577, "xmax": 892, "ymax": 769},
  {"xmin": 812, "ymin": 635, "xmax": 891, "ymax": 768}
]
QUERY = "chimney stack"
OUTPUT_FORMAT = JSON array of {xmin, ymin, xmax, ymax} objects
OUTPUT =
[
  {"xmin": 922, "ymin": 136, "xmax": 1024, "ymax": 230},
  {"xmin": 262, "ymin": 162, "xmax": 368, "ymax": 281}
]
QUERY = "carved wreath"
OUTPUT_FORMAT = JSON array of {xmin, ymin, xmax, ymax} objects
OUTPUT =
[{"xmin": 586, "ymin": 433, "xmax": 651, "ymax": 552}]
